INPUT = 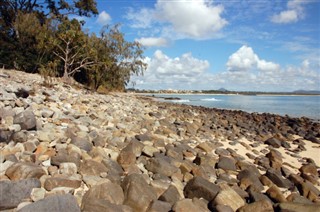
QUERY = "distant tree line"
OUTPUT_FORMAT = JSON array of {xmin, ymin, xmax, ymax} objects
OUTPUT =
[{"xmin": 0, "ymin": 0, "xmax": 146, "ymax": 91}]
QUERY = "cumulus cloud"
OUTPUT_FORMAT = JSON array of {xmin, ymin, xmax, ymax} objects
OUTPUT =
[
  {"xmin": 131, "ymin": 47, "xmax": 319, "ymax": 92},
  {"xmin": 126, "ymin": 0, "xmax": 227, "ymax": 39},
  {"xmin": 135, "ymin": 37, "xmax": 169, "ymax": 47},
  {"xmin": 221, "ymin": 46, "xmax": 318, "ymax": 91},
  {"xmin": 131, "ymin": 50, "xmax": 211, "ymax": 89},
  {"xmin": 97, "ymin": 11, "xmax": 111, "ymax": 25},
  {"xmin": 155, "ymin": 0, "xmax": 227, "ymax": 38},
  {"xmin": 226, "ymin": 45, "xmax": 280, "ymax": 72},
  {"xmin": 271, "ymin": 0, "xmax": 307, "ymax": 24}
]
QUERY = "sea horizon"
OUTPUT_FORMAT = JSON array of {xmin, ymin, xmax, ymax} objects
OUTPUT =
[{"xmin": 145, "ymin": 93, "xmax": 320, "ymax": 120}]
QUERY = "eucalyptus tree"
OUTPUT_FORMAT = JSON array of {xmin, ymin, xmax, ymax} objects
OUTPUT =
[
  {"xmin": 0, "ymin": 0, "xmax": 98, "ymax": 70},
  {"xmin": 86, "ymin": 25, "xmax": 147, "ymax": 91}
]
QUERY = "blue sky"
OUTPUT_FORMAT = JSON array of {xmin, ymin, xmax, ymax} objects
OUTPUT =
[{"xmin": 80, "ymin": 0, "xmax": 319, "ymax": 91}]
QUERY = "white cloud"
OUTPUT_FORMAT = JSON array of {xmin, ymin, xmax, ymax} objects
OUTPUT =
[
  {"xmin": 131, "ymin": 50, "xmax": 211, "ymax": 90},
  {"xmin": 226, "ymin": 46, "xmax": 259, "ymax": 72},
  {"xmin": 271, "ymin": 0, "xmax": 307, "ymax": 24},
  {"xmin": 155, "ymin": 0, "xmax": 227, "ymax": 38},
  {"xmin": 226, "ymin": 45, "xmax": 280, "ymax": 73},
  {"xmin": 271, "ymin": 10, "xmax": 299, "ymax": 23},
  {"xmin": 135, "ymin": 37, "xmax": 169, "ymax": 47},
  {"xmin": 131, "ymin": 47, "xmax": 319, "ymax": 92},
  {"xmin": 97, "ymin": 11, "xmax": 111, "ymax": 25},
  {"xmin": 126, "ymin": 0, "xmax": 227, "ymax": 39}
]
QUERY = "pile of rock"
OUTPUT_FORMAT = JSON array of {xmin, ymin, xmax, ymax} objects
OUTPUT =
[{"xmin": 0, "ymin": 70, "xmax": 319, "ymax": 212}]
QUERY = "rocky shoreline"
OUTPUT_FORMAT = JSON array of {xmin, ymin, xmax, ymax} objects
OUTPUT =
[{"xmin": 0, "ymin": 70, "xmax": 319, "ymax": 212}]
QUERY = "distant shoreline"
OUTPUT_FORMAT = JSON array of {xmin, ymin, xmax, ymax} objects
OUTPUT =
[{"xmin": 133, "ymin": 92, "xmax": 320, "ymax": 97}]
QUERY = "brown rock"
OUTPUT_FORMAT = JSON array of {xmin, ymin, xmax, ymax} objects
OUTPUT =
[
  {"xmin": 266, "ymin": 149, "xmax": 283, "ymax": 170},
  {"xmin": 79, "ymin": 159, "xmax": 108, "ymax": 176},
  {"xmin": 82, "ymin": 181, "xmax": 124, "ymax": 206},
  {"xmin": 275, "ymin": 202, "xmax": 320, "ymax": 212},
  {"xmin": 238, "ymin": 199, "xmax": 273, "ymax": 212},
  {"xmin": 159, "ymin": 185, "xmax": 181, "ymax": 206},
  {"xmin": 264, "ymin": 137, "xmax": 281, "ymax": 148},
  {"xmin": 82, "ymin": 199, "xmax": 132, "ymax": 212},
  {"xmin": 148, "ymin": 200, "xmax": 172, "ymax": 212},
  {"xmin": 44, "ymin": 177, "xmax": 81, "ymax": 191},
  {"xmin": 213, "ymin": 184, "xmax": 245, "ymax": 211},
  {"xmin": 238, "ymin": 169, "xmax": 264, "ymax": 191},
  {"xmin": 117, "ymin": 147, "xmax": 137, "ymax": 169},
  {"xmin": 5, "ymin": 162, "xmax": 46, "ymax": 180},
  {"xmin": 266, "ymin": 185, "xmax": 287, "ymax": 203},
  {"xmin": 216, "ymin": 156, "xmax": 237, "ymax": 171},
  {"xmin": 145, "ymin": 157, "xmax": 178, "ymax": 177},
  {"xmin": 265, "ymin": 168, "xmax": 293, "ymax": 188},
  {"xmin": 122, "ymin": 174, "xmax": 157, "ymax": 212},
  {"xmin": 184, "ymin": 176, "xmax": 220, "ymax": 201},
  {"xmin": 300, "ymin": 164, "xmax": 318, "ymax": 178},
  {"xmin": 298, "ymin": 181, "xmax": 320, "ymax": 201},
  {"xmin": 172, "ymin": 198, "xmax": 209, "ymax": 212}
]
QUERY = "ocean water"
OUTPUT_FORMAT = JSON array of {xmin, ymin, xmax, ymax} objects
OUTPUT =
[{"xmin": 148, "ymin": 94, "xmax": 320, "ymax": 120}]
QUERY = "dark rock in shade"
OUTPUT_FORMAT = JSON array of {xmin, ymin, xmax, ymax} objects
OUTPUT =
[
  {"xmin": 0, "ymin": 178, "xmax": 41, "ymax": 210},
  {"xmin": 122, "ymin": 174, "xmax": 157, "ymax": 212},
  {"xmin": 216, "ymin": 156, "xmax": 237, "ymax": 171},
  {"xmin": 286, "ymin": 193, "xmax": 314, "ymax": 204},
  {"xmin": 215, "ymin": 148, "xmax": 230, "ymax": 156},
  {"xmin": 135, "ymin": 133, "xmax": 152, "ymax": 141},
  {"xmin": 297, "ymin": 180, "xmax": 320, "ymax": 201},
  {"xmin": 70, "ymin": 136, "xmax": 93, "ymax": 152},
  {"xmin": 304, "ymin": 134, "xmax": 320, "ymax": 144},
  {"xmin": 5, "ymin": 162, "xmax": 46, "ymax": 180},
  {"xmin": 13, "ymin": 109, "xmax": 36, "ymax": 130},
  {"xmin": 82, "ymin": 199, "xmax": 132, "ymax": 212},
  {"xmin": 208, "ymin": 203, "xmax": 233, "ymax": 212},
  {"xmin": 44, "ymin": 177, "xmax": 82, "ymax": 191},
  {"xmin": 264, "ymin": 137, "xmax": 281, "ymax": 148},
  {"xmin": 265, "ymin": 168, "xmax": 293, "ymax": 188},
  {"xmin": 102, "ymin": 158, "xmax": 124, "ymax": 176},
  {"xmin": 247, "ymin": 185, "xmax": 272, "ymax": 203},
  {"xmin": 147, "ymin": 200, "xmax": 171, "ymax": 212},
  {"xmin": 237, "ymin": 169, "xmax": 264, "ymax": 191},
  {"xmin": 14, "ymin": 88, "xmax": 30, "ymax": 98},
  {"xmin": 237, "ymin": 199, "xmax": 273, "ymax": 212},
  {"xmin": 0, "ymin": 130, "xmax": 13, "ymax": 143},
  {"xmin": 18, "ymin": 194, "xmax": 80, "ymax": 212},
  {"xmin": 289, "ymin": 173, "xmax": 304, "ymax": 186},
  {"xmin": 159, "ymin": 185, "xmax": 181, "ymax": 206},
  {"xmin": 79, "ymin": 159, "xmax": 108, "ymax": 176},
  {"xmin": 82, "ymin": 181, "xmax": 124, "ymax": 208},
  {"xmin": 275, "ymin": 202, "xmax": 320, "ymax": 212},
  {"xmin": 184, "ymin": 176, "xmax": 220, "ymax": 201},
  {"xmin": 145, "ymin": 157, "xmax": 178, "ymax": 177},
  {"xmin": 266, "ymin": 149, "xmax": 283, "ymax": 170}
]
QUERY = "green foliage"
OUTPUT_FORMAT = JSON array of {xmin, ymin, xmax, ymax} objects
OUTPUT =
[
  {"xmin": 86, "ymin": 25, "xmax": 147, "ymax": 91},
  {"xmin": 0, "ymin": 0, "xmax": 146, "ymax": 91}
]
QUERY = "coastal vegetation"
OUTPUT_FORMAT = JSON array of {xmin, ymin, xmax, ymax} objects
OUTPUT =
[{"xmin": 0, "ymin": 0, "xmax": 146, "ymax": 91}]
